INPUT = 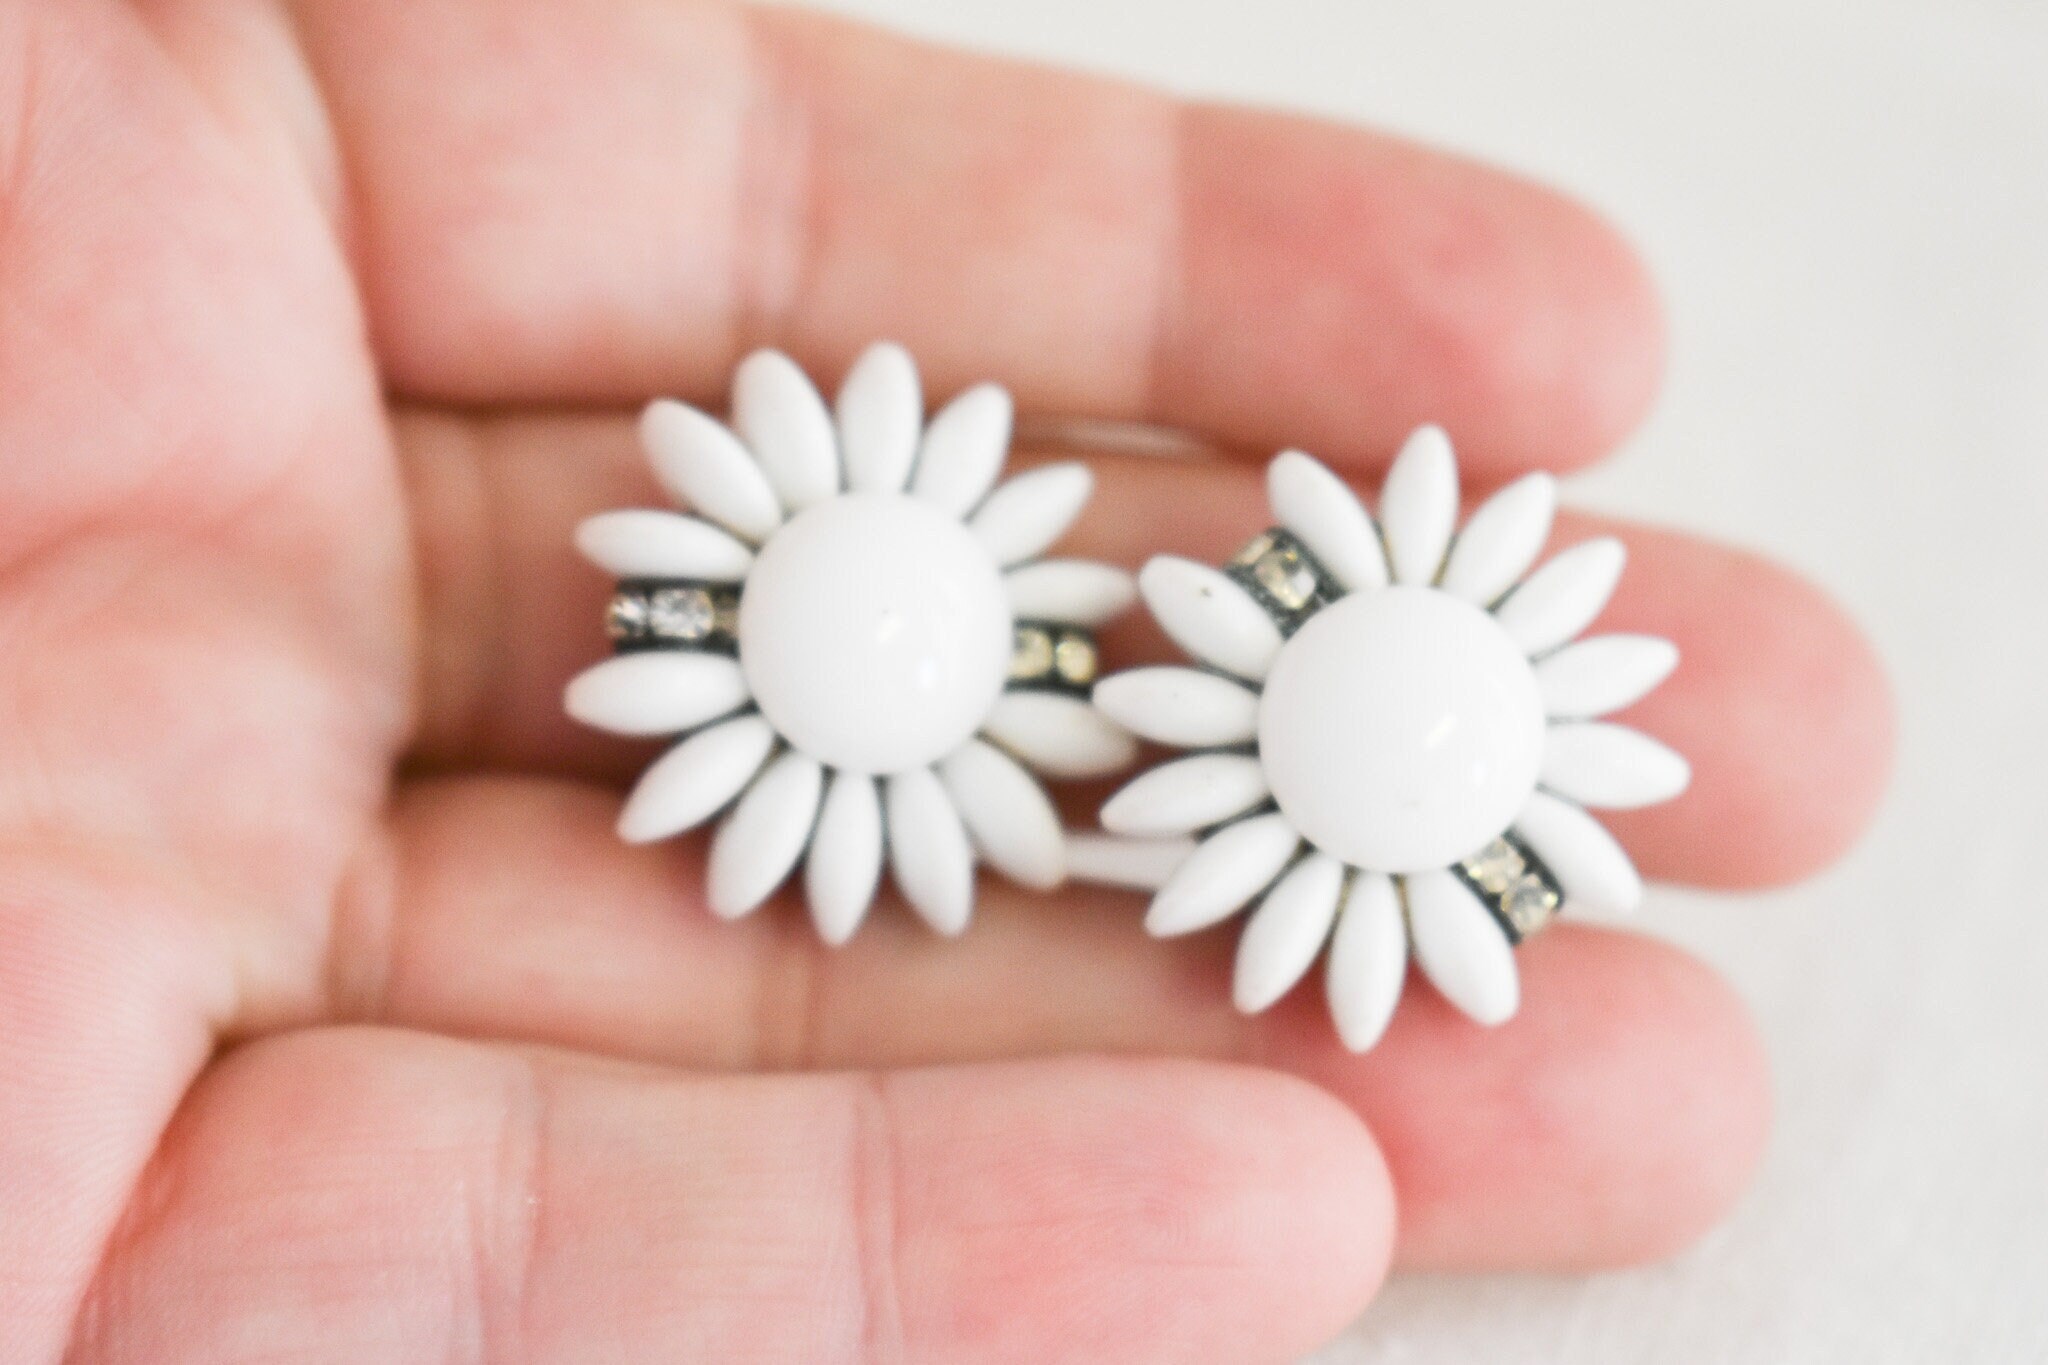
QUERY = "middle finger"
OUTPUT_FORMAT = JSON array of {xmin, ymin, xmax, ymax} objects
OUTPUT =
[{"xmin": 396, "ymin": 407, "xmax": 1890, "ymax": 890}]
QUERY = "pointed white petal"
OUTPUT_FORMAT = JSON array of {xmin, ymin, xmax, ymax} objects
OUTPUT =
[
  {"xmin": 1379, "ymin": 425, "xmax": 1458, "ymax": 585},
  {"xmin": 1495, "ymin": 537, "xmax": 1627, "ymax": 655},
  {"xmin": 616, "ymin": 716, "xmax": 776, "ymax": 844},
  {"xmin": 969, "ymin": 463, "xmax": 1093, "ymax": 567},
  {"xmin": 640, "ymin": 399, "xmax": 783, "ymax": 542},
  {"xmin": 1100, "ymin": 753, "xmax": 1269, "ymax": 837},
  {"xmin": 1234, "ymin": 853, "xmax": 1345, "ymax": 1014},
  {"xmin": 1004, "ymin": 560, "xmax": 1135, "ymax": 627},
  {"xmin": 982, "ymin": 691, "xmax": 1138, "ymax": 779},
  {"xmin": 1136, "ymin": 556, "xmax": 1284, "ymax": 681},
  {"xmin": 1405, "ymin": 869, "xmax": 1519, "ymax": 1026},
  {"xmin": 1325, "ymin": 872, "xmax": 1407, "ymax": 1053},
  {"xmin": 1542, "ymin": 723, "xmax": 1691, "ymax": 809},
  {"xmin": 1091, "ymin": 667, "xmax": 1259, "ymax": 748},
  {"xmin": 1145, "ymin": 812, "xmax": 1299, "ymax": 937},
  {"xmin": 732, "ymin": 349, "xmax": 840, "ymax": 512},
  {"xmin": 1535, "ymin": 635, "xmax": 1679, "ymax": 719},
  {"xmin": 1440, "ymin": 472, "xmax": 1556, "ymax": 605},
  {"xmin": 1513, "ymin": 790, "xmax": 1642, "ymax": 917},
  {"xmin": 564, "ymin": 653, "xmax": 750, "ymax": 737},
  {"xmin": 911, "ymin": 383, "xmax": 1012, "ymax": 516},
  {"xmin": 806, "ymin": 771, "xmax": 885, "ymax": 945},
  {"xmin": 1267, "ymin": 450, "xmax": 1388, "ymax": 591},
  {"xmin": 574, "ymin": 510, "xmax": 755, "ymax": 581},
  {"xmin": 885, "ymin": 767, "xmax": 975, "ymax": 936},
  {"xmin": 1065, "ymin": 833, "xmax": 1196, "ymax": 891},
  {"xmin": 707, "ymin": 751, "xmax": 824, "ymax": 919},
  {"xmin": 939, "ymin": 739, "xmax": 1065, "ymax": 889},
  {"xmin": 836, "ymin": 342, "xmax": 923, "ymax": 494}
]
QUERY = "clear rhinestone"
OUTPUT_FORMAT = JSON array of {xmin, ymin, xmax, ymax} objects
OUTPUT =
[
  {"xmin": 606, "ymin": 592, "xmax": 650, "ymax": 641},
  {"xmin": 1501, "ymin": 875, "xmax": 1561, "ymax": 937},
  {"xmin": 1231, "ymin": 532, "xmax": 1277, "ymax": 568},
  {"xmin": 1252, "ymin": 543, "xmax": 1320, "ymax": 610},
  {"xmin": 647, "ymin": 586, "xmax": 716, "ymax": 641},
  {"xmin": 1053, "ymin": 631, "xmax": 1099, "ymax": 687},
  {"xmin": 1011, "ymin": 626, "xmax": 1055, "ymax": 681},
  {"xmin": 1463, "ymin": 838, "xmax": 1527, "ymax": 895}
]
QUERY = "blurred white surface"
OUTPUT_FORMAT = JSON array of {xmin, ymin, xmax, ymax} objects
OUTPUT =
[{"xmin": 791, "ymin": 1, "xmax": 2046, "ymax": 1359}]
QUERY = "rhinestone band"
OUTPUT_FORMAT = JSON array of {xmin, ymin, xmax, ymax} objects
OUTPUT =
[
  {"xmin": 1009, "ymin": 621, "xmax": 1100, "ymax": 696},
  {"xmin": 1226, "ymin": 528, "xmax": 1340, "ymax": 634},
  {"xmin": 1451, "ymin": 834, "xmax": 1564, "ymax": 944},
  {"xmin": 607, "ymin": 581, "xmax": 742, "ymax": 653}
]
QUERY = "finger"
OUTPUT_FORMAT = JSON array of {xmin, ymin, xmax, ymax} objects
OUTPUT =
[
  {"xmin": 398, "ymin": 411, "xmax": 1890, "ymax": 889},
  {"xmin": 288, "ymin": 0, "xmax": 1660, "ymax": 476},
  {"xmin": 73, "ymin": 1027, "xmax": 1388, "ymax": 1365},
  {"xmin": 0, "ymin": 854, "xmax": 229, "ymax": 1360},
  {"xmin": 330, "ymin": 774, "xmax": 1769, "ymax": 1270}
]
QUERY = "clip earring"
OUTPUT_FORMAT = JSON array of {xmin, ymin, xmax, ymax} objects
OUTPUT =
[
  {"xmin": 1084, "ymin": 430, "xmax": 1687, "ymax": 1051},
  {"xmin": 566, "ymin": 344, "xmax": 1136, "ymax": 943}
]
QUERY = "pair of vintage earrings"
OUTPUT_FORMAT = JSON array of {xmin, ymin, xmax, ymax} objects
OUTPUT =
[{"xmin": 565, "ymin": 344, "xmax": 1687, "ymax": 1052}]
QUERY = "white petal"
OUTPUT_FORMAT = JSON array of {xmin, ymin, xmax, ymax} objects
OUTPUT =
[
  {"xmin": 1145, "ymin": 812, "xmax": 1299, "ymax": 937},
  {"xmin": 911, "ymin": 383, "xmax": 1012, "ymax": 516},
  {"xmin": 574, "ymin": 510, "xmax": 755, "ymax": 581},
  {"xmin": 732, "ymin": 349, "xmax": 840, "ymax": 512},
  {"xmin": 1513, "ymin": 790, "xmax": 1642, "ymax": 917},
  {"xmin": 1233, "ymin": 853, "xmax": 1345, "ymax": 1014},
  {"xmin": 1064, "ymin": 833, "xmax": 1196, "ymax": 891},
  {"xmin": 939, "ymin": 739, "xmax": 1064, "ymax": 889},
  {"xmin": 970, "ymin": 463, "xmax": 1093, "ymax": 567},
  {"xmin": 1100, "ymin": 753, "xmax": 1269, "ymax": 838},
  {"xmin": 707, "ymin": 751, "xmax": 824, "ymax": 919},
  {"xmin": 1536, "ymin": 635, "xmax": 1679, "ymax": 719},
  {"xmin": 616, "ymin": 716, "xmax": 776, "ymax": 844},
  {"xmin": 1542, "ymin": 723, "xmax": 1691, "ymax": 809},
  {"xmin": 1005, "ymin": 560, "xmax": 1136, "ymax": 627},
  {"xmin": 1495, "ymin": 537, "xmax": 1626, "ymax": 656},
  {"xmin": 1091, "ymin": 667, "xmax": 1259, "ymax": 748},
  {"xmin": 836, "ymin": 342, "xmax": 923, "ymax": 494},
  {"xmin": 1439, "ymin": 472, "xmax": 1556, "ymax": 605},
  {"xmin": 982, "ymin": 691, "xmax": 1138, "ymax": 779},
  {"xmin": 1325, "ymin": 872, "xmax": 1407, "ymax": 1053},
  {"xmin": 640, "ymin": 399, "xmax": 783, "ymax": 542},
  {"xmin": 1378, "ymin": 425, "xmax": 1458, "ymax": 585},
  {"xmin": 885, "ymin": 767, "xmax": 975, "ymax": 936},
  {"xmin": 1267, "ymin": 450, "xmax": 1387, "ymax": 591},
  {"xmin": 806, "ymin": 771, "xmax": 885, "ymax": 945},
  {"xmin": 564, "ymin": 653, "xmax": 750, "ymax": 737},
  {"xmin": 1136, "ymin": 556, "xmax": 1283, "ymax": 681},
  {"xmin": 1405, "ymin": 869, "xmax": 1520, "ymax": 1026}
]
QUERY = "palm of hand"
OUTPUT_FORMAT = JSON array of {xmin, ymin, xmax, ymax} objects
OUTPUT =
[{"xmin": 0, "ymin": 3, "xmax": 1890, "ymax": 1361}]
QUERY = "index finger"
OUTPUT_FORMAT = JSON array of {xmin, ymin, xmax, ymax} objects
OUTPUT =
[{"xmin": 291, "ymin": 0, "xmax": 1663, "ymax": 480}]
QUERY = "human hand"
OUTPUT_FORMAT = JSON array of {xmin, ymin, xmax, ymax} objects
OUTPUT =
[{"xmin": 0, "ymin": 2, "xmax": 1892, "ymax": 1360}]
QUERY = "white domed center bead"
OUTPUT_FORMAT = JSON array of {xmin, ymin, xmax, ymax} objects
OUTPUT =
[
  {"xmin": 739, "ymin": 494, "xmax": 1012, "ymax": 774},
  {"xmin": 1258, "ymin": 587, "xmax": 1545, "ymax": 873}
]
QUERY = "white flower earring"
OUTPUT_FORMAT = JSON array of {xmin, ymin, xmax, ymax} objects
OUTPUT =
[
  {"xmin": 1083, "ymin": 429, "xmax": 1688, "ymax": 1051},
  {"xmin": 566, "ymin": 344, "xmax": 1137, "ymax": 943}
]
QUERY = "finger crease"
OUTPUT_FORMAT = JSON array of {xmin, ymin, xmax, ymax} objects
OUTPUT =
[
  {"xmin": 748, "ymin": 909, "xmax": 826, "ymax": 1072},
  {"xmin": 472, "ymin": 1052, "xmax": 548, "ymax": 1365},
  {"xmin": 850, "ymin": 1073, "xmax": 910, "ymax": 1364},
  {"xmin": 1141, "ymin": 98, "xmax": 1193, "ymax": 432},
  {"xmin": 731, "ymin": 10, "xmax": 818, "ymax": 359}
]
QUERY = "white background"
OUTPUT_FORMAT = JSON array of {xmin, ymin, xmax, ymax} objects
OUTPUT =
[{"xmin": 787, "ymin": 2, "xmax": 2047, "ymax": 1359}]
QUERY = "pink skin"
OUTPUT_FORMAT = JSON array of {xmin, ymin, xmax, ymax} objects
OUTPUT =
[{"xmin": 0, "ymin": 2, "xmax": 1891, "ymax": 1362}]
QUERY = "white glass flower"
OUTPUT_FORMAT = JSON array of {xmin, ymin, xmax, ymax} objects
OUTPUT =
[
  {"xmin": 567, "ymin": 344, "xmax": 1137, "ymax": 943},
  {"xmin": 1087, "ymin": 429, "xmax": 1687, "ymax": 1050}
]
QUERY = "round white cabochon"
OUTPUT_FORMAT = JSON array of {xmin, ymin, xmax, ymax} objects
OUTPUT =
[
  {"xmin": 1257, "ymin": 586, "xmax": 1545, "ymax": 873},
  {"xmin": 738, "ymin": 494, "xmax": 1012, "ymax": 774}
]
